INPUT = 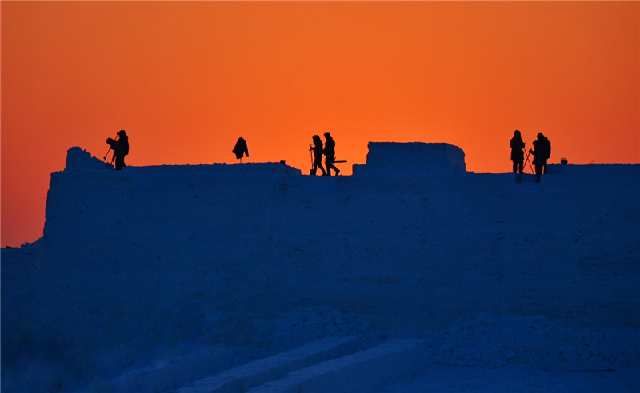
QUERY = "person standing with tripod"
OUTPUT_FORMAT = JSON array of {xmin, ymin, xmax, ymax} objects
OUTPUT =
[
  {"xmin": 531, "ymin": 132, "xmax": 551, "ymax": 182},
  {"xmin": 105, "ymin": 129, "xmax": 129, "ymax": 170}
]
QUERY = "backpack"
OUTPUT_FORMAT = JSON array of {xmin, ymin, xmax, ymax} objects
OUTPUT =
[
  {"xmin": 543, "ymin": 137, "xmax": 551, "ymax": 159},
  {"xmin": 120, "ymin": 136, "xmax": 130, "ymax": 156}
]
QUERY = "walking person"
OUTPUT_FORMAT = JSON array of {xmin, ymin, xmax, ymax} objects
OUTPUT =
[
  {"xmin": 323, "ymin": 131, "xmax": 340, "ymax": 176},
  {"xmin": 310, "ymin": 135, "xmax": 326, "ymax": 176}
]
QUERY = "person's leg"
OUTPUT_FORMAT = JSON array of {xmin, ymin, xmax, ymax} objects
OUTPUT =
[
  {"xmin": 513, "ymin": 160, "xmax": 523, "ymax": 182},
  {"xmin": 332, "ymin": 155, "xmax": 340, "ymax": 175},
  {"xmin": 115, "ymin": 155, "xmax": 124, "ymax": 170},
  {"xmin": 518, "ymin": 160, "xmax": 524, "ymax": 174},
  {"xmin": 315, "ymin": 159, "xmax": 326, "ymax": 176},
  {"xmin": 535, "ymin": 163, "xmax": 542, "ymax": 182},
  {"xmin": 324, "ymin": 158, "xmax": 332, "ymax": 176},
  {"xmin": 327, "ymin": 159, "xmax": 339, "ymax": 176}
]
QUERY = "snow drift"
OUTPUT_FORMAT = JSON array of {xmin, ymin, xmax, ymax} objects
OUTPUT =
[
  {"xmin": 2, "ymin": 144, "xmax": 640, "ymax": 393},
  {"xmin": 353, "ymin": 142, "xmax": 465, "ymax": 177}
]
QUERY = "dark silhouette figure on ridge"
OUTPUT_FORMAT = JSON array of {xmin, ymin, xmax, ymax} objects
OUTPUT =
[
  {"xmin": 510, "ymin": 129, "xmax": 526, "ymax": 175},
  {"xmin": 310, "ymin": 135, "xmax": 326, "ymax": 176},
  {"xmin": 106, "ymin": 130, "xmax": 129, "ymax": 170},
  {"xmin": 531, "ymin": 132, "xmax": 551, "ymax": 182},
  {"xmin": 232, "ymin": 137, "xmax": 250, "ymax": 161},
  {"xmin": 541, "ymin": 133, "xmax": 551, "ymax": 174},
  {"xmin": 323, "ymin": 132, "xmax": 340, "ymax": 176}
]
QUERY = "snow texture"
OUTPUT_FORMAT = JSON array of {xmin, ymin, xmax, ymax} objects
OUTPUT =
[
  {"xmin": 245, "ymin": 339, "xmax": 424, "ymax": 393},
  {"xmin": 177, "ymin": 336, "xmax": 359, "ymax": 393},
  {"xmin": 2, "ymin": 143, "xmax": 639, "ymax": 393}
]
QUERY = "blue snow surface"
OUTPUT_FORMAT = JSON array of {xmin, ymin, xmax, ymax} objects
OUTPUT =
[{"xmin": 2, "ymin": 144, "xmax": 640, "ymax": 393}]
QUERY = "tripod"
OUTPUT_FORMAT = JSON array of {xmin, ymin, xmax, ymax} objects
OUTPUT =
[{"xmin": 524, "ymin": 150, "xmax": 534, "ymax": 174}]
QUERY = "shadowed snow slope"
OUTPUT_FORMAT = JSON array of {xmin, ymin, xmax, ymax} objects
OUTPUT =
[{"xmin": 2, "ymin": 144, "xmax": 639, "ymax": 393}]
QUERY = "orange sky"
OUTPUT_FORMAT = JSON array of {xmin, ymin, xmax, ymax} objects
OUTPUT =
[{"xmin": 2, "ymin": 2, "xmax": 639, "ymax": 247}]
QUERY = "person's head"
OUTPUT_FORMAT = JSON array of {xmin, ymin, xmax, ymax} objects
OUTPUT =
[
  {"xmin": 537, "ymin": 132, "xmax": 544, "ymax": 140},
  {"xmin": 514, "ymin": 129, "xmax": 521, "ymax": 139},
  {"xmin": 117, "ymin": 129, "xmax": 127, "ymax": 137},
  {"xmin": 324, "ymin": 131, "xmax": 331, "ymax": 138},
  {"xmin": 312, "ymin": 135, "xmax": 321, "ymax": 144}
]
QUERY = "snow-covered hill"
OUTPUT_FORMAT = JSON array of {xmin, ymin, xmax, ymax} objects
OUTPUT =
[{"xmin": 2, "ymin": 143, "xmax": 639, "ymax": 393}]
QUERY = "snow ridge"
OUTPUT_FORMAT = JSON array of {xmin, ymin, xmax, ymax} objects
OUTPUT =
[{"xmin": 2, "ymin": 143, "xmax": 640, "ymax": 393}]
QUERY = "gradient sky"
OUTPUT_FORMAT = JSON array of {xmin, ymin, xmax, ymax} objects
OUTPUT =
[{"xmin": 2, "ymin": 2, "xmax": 639, "ymax": 247}]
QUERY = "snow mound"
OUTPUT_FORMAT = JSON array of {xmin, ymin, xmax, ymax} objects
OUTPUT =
[
  {"xmin": 65, "ymin": 147, "xmax": 111, "ymax": 171},
  {"xmin": 353, "ymin": 142, "xmax": 466, "ymax": 177}
]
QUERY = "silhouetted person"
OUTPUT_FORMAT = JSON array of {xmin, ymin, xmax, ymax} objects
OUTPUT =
[
  {"xmin": 323, "ymin": 132, "xmax": 340, "ymax": 176},
  {"xmin": 106, "ymin": 129, "xmax": 129, "ymax": 170},
  {"xmin": 232, "ymin": 137, "xmax": 249, "ymax": 161},
  {"xmin": 531, "ymin": 132, "xmax": 550, "ymax": 182},
  {"xmin": 541, "ymin": 134, "xmax": 551, "ymax": 174},
  {"xmin": 310, "ymin": 135, "xmax": 326, "ymax": 176},
  {"xmin": 510, "ymin": 129, "xmax": 525, "ymax": 174}
]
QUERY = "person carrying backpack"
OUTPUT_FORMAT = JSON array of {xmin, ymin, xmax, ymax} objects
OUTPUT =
[
  {"xmin": 541, "ymin": 134, "xmax": 551, "ymax": 174},
  {"xmin": 106, "ymin": 129, "xmax": 129, "ymax": 170},
  {"xmin": 531, "ymin": 132, "xmax": 549, "ymax": 182}
]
